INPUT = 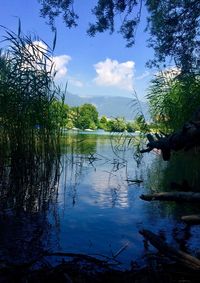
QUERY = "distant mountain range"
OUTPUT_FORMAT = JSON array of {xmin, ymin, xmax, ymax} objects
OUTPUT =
[{"xmin": 65, "ymin": 92, "xmax": 149, "ymax": 121}]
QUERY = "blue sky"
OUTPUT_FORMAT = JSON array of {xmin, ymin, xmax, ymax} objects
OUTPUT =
[{"xmin": 0, "ymin": 0, "xmax": 155, "ymax": 101}]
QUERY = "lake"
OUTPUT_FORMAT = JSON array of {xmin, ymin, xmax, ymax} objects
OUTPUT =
[{"xmin": 1, "ymin": 131, "xmax": 200, "ymax": 270}]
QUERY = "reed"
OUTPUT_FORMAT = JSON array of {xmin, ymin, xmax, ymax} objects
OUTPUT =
[
  {"xmin": 0, "ymin": 25, "xmax": 65, "ymax": 209},
  {"xmin": 0, "ymin": 25, "xmax": 65, "ymax": 158}
]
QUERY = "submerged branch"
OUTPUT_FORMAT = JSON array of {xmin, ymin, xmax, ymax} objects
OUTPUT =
[
  {"xmin": 140, "ymin": 192, "xmax": 200, "ymax": 202},
  {"xmin": 181, "ymin": 215, "xmax": 200, "ymax": 225},
  {"xmin": 44, "ymin": 252, "xmax": 113, "ymax": 266},
  {"xmin": 140, "ymin": 229, "xmax": 200, "ymax": 271}
]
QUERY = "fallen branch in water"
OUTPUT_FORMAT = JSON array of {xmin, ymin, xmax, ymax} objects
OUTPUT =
[
  {"xmin": 44, "ymin": 252, "xmax": 107, "ymax": 264},
  {"xmin": 140, "ymin": 191, "xmax": 200, "ymax": 202},
  {"xmin": 181, "ymin": 215, "xmax": 200, "ymax": 225},
  {"xmin": 112, "ymin": 242, "xmax": 129, "ymax": 259},
  {"xmin": 140, "ymin": 229, "xmax": 200, "ymax": 271},
  {"xmin": 44, "ymin": 251, "xmax": 121, "ymax": 267},
  {"xmin": 140, "ymin": 108, "xmax": 200, "ymax": 160}
]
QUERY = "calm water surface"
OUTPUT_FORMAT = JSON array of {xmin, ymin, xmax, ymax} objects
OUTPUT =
[{"xmin": 1, "ymin": 131, "xmax": 200, "ymax": 269}]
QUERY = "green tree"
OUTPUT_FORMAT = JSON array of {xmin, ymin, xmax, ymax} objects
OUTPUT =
[
  {"xmin": 79, "ymin": 104, "xmax": 98, "ymax": 124},
  {"xmin": 126, "ymin": 121, "xmax": 135, "ymax": 133},
  {"xmin": 38, "ymin": 0, "xmax": 200, "ymax": 71},
  {"xmin": 50, "ymin": 101, "xmax": 69, "ymax": 128},
  {"xmin": 107, "ymin": 117, "xmax": 127, "ymax": 132},
  {"xmin": 99, "ymin": 115, "xmax": 108, "ymax": 130},
  {"xmin": 75, "ymin": 103, "xmax": 99, "ymax": 130},
  {"xmin": 69, "ymin": 106, "xmax": 80, "ymax": 128},
  {"xmin": 132, "ymin": 115, "xmax": 149, "ymax": 132},
  {"xmin": 100, "ymin": 115, "xmax": 107, "ymax": 124},
  {"xmin": 146, "ymin": 0, "xmax": 200, "ymax": 72}
]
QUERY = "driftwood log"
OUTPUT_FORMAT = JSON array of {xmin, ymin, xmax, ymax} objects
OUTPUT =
[
  {"xmin": 141, "ymin": 108, "xmax": 200, "ymax": 160},
  {"xmin": 181, "ymin": 215, "xmax": 200, "ymax": 225},
  {"xmin": 140, "ymin": 191, "xmax": 200, "ymax": 202},
  {"xmin": 140, "ymin": 229, "xmax": 200, "ymax": 271}
]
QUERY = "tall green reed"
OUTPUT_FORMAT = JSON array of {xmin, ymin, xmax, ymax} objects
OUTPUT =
[
  {"xmin": 0, "ymin": 25, "xmax": 65, "ymax": 157},
  {"xmin": 0, "ymin": 26, "xmax": 65, "ymax": 209}
]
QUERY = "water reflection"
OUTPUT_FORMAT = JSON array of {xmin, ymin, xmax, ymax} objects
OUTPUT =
[
  {"xmin": 144, "ymin": 150, "xmax": 200, "ymax": 260},
  {"xmin": 59, "ymin": 132, "xmax": 143, "ymax": 209},
  {"xmin": 1, "ymin": 151, "xmax": 60, "ymax": 212},
  {"xmin": 0, "ymin": 149, "xmax": 60, "ymax": 265},
  {"xmin": 1, "ymin": 132, "xmax": 200, "ymax": 269},
  {"xmin": 147, "ymin": 150, "xmax": 200, "ymax": 192},
  {"xmin": 146, "ymin": 151, "xmax": 200, "ymax": 217}
]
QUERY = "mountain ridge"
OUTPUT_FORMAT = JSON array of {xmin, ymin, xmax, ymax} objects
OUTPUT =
[{"xmin": 65, "ymin": 92, "xmax": 149, "ymax": 120}]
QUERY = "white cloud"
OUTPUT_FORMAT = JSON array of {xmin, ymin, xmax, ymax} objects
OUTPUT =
[
  {"xmin": 31, "ymin": 41, "xmax": 48, "ymax": 53},
  {"xmin": 25, "ymin": 41, "xmax": 71, "ymax": 80},
  {"xmin": 69, "ymin": 77, "xmax": 84, "ymax": 88},
  {"xmin": 135, "ymin": 70, "xmax": 150, "ymax": 80},
  {"xmin": 157, "ymin": 67, "xmax": 181, "ymax": 81},
  {"xmin": 24, "ymin": 41, "xmax": 48, "ymax": 69},
  {"xmin": 94, "ymin": 58, "xmax": 135, "ymax": 91},
  {"xmin": 52, "ymin": 55, "xmax": 71, "ymax": 80},
  {"xmin": 26, "ymin": 41, "xmax": 48, "ymax": 59}
]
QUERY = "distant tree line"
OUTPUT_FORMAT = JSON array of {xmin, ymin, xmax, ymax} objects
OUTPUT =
[{"xmin": 54, "ymin": 101, "xmax": 146, "ymax": 132}]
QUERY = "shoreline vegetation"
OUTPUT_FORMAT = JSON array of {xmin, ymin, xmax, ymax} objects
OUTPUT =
[{"xmin": 53, "ymin": 102, "xmax": 151, "ymax": 134}]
